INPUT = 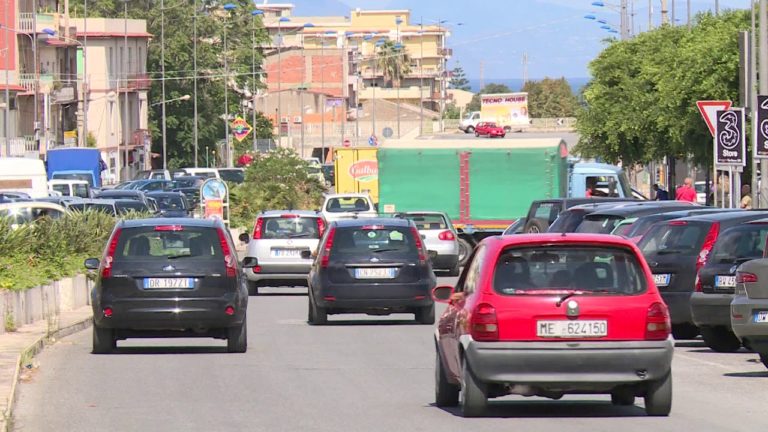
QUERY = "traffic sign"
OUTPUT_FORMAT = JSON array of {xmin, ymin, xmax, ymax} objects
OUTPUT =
[
  {"xmin": 697, "ymin": 100, "xmax": 732, "ymax": 137},
  {"xmin": 230, "ymin": 116, "xmax": 253, "ymax": 143},
  {"xmin": 715, "ymin": 108, "xmax": 745, "ymax": 166},
  {"xmin": 757, "ymin": 95, "xmax": 768, "ymax": 158},
  {"xmin": 368, "ymin": 135, "xmax": 378, "ymax": 147}
]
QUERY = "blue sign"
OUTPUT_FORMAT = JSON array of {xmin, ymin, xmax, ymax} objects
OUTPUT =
[{"xmin": 368, "ymin": 135, "xmax": 378, "ymax": 147}]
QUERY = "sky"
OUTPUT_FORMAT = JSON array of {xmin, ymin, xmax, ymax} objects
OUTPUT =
[{"xmin": 279, "ymin": 0, "xmax": 751, "ymax": 80}]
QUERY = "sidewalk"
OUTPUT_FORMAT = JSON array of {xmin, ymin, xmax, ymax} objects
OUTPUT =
[{"xmin": 0, "ymin": 306, "xmax": 92, "ymax": 431}]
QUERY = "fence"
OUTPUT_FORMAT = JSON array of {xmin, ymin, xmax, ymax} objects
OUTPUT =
[{"xmin": 0, "ymin": 137, "xmax": 38, "ymax": 157}]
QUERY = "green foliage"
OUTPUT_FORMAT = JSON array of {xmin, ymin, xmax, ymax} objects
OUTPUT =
[
  {"xmin": 230, "ymin": 148, "xmax": 325, "ymax": 229},
  {"xmin": 233, "ymin": 112, "xmax": 274, "ymax": 159},
  {"xmin": 443, "ymin": 103, "xmax": 461, "ymax": 119},
  {"xmin": 375, "ymin": 40, "xmax": 411, "ymax": 87},
  {"xmin": 522, "ymin": 77, "xmax": 578, "ymax": 118},
  {"xmin": 86, "ymin": 131, "xmax": 97, "ymax": 148},
  {"xmin": 575, "ymin": 10, "xmax": 748, "ymax": 165},
  {"xmin": 466, "ymin": 83, "xmax": 513, "ymax": 112},
  {"xmin": 449, "ymin": 64, "xmax": 471, "ymax": 91}
]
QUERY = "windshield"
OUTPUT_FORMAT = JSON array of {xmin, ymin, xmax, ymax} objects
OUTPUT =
[
  {"xmin": 493, "ymin": 246, "xmax": 647, "ymax": 295},
  {"xmin": 638, "ymin": 222, "xmax": 707, "ymax": 256},
  {"xmin": 219, "ymin": 169, "xmax": 244, "ymax": 183},
  {"xmin": 52, "ymin": 184, "xmax": 70, "ymax": 195},
  {"xmin": 72, "ymin": 183, "xmax": 89, "ymax": 198},
  {"xmin": 547, "ymin": 209, "xmax": 589, "ymax": 233},
  {"xmin": 115, "ymin": 226, "xmax": 223, "ymax": 260},
  {"xmin": 331, "ymin": 226, "xmax": 419, "ymax": 257},
  {"xmin": 709, "ymin": 225, "xmax": 768, "ymax": 264},
  {"xmin": 405, "ymin": 214, "xmax": 448, "ymax": 230},
  {"xmin": 52, "ymin": 173, "xmax": 93, "ymax": 187},
  {"xmin": 174, "ymin": 178, "xmax": 202, "ymax": 188},
  {"xmin": 326, "ymin": 197, "xmax": 371, "ymax": 213},
  {"xmin": 154, "ymin": 195, "xmax": 187, "ymax": 211},
  {"xmin": 0, "ymin": 206, "xmax": 62, "ymax": 224},
  {"xmin": 261, "ymin": 217, "xmax": 321, "ymax": 239},
  {"xmin": 116, "ymin": 201, "xmax": 149, "ymax": 215},
  {"xmin": 576, "ymin": 215, "xmax": 624, "ymax": 234}
]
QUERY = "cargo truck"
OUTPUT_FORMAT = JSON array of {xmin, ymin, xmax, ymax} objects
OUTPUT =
[
  {"xmin": 46, "ymin": 148, "xmax": 103, "ymax": 188},
  {"xmin": 333, "ymin": 147, "xmax": 379, "ymax": 203},
  {"xmin": 375, "ymin": 138, "xmax": 633, "ymax": 264},
  {"xmin": 459, "ymin": 92, "xmax": 530, "ymax": 133}
]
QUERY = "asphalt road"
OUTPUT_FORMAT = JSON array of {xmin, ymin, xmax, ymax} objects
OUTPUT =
[{"xmin": 14, "ymin": 277, "xmax": 768, "ymax": 432}]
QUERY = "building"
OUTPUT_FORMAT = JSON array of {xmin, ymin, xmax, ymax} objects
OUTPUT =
[{"xmin": 0, "ymin": 0, "xmax": 150, "ymax": 182}]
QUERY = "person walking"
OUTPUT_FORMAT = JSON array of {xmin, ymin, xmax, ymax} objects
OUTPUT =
[
  {"xmin": 741, "ymin": 184, "xmax": 753, "ymax": 209},
  {"xmin": 652, "ymin": 184, "xmax": 669, "ymax": 201},
  {"xmin": 676, "ymin": 177, "xmax": 697, "ymax": 202}
]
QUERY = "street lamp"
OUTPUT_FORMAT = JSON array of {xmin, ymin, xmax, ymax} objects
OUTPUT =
[
  {"xmin": 299, "ymin": 22, "xmax": 314, "ymax": 157},
  {"xmin": 150, "ymin": 95, "xmax": 190, "ymax": 107},
  {"xmin": 591, "ymin": 0, "xmax": 630, "ymax": 39},
  {"xmin": 251, "ymin": 9, "xmax": 264, "ymax": 154},
  {"xmin": 120, "ymin": 0, "xmax": 130, "ymax": 181},
  {"xmin": 321, "ymin": 29, "xmax": 336, "ymax": 161},
  {"xmin": 374, "ymin": 38, "xmax": 386, "ymax": 139},
  {"xmin": 223, "ymin": 2, "xmax": 237, "ymax": 168}
]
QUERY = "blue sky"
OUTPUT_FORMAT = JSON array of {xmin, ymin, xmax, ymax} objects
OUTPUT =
[{"xmin": 283, "ymin": 0, "xmax": 750, "ymax": 79}]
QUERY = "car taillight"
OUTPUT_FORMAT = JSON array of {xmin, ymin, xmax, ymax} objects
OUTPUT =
[
  {"xmin": 645, "ymin": 302, "xmax": 671, "ymax": 340},
  {"xmin": 470, "ymin": 303, "xmax": 498, "ymax": 342},
  {"xmin": 696, "ymin": 222, "xmax": 720, "ymax": 272},
  {"xmin": 281, "ymin": 214, "xmax": 299, "ymax": 218},
  {"xmin": 317, "ymin": 218, "xmax": 325, "ymax": 237},
  {"xmin": 101, "ymin": 228, "xmax": 122, "ymax": 278},
  {"xmin": 217, "ymin": 228, "xmax": 237, "ymax": 277},
  {"xmin": 155, "ymin": 225, "xmax": 184, "ymax": 231},
  {"xmin": 438, "ymin": 230, "xmax": 455, "ymax": 241},
  {"xmin": 736, "ymin": 272, "xmax": 758, "ymax": 283},
  {"xmin": 252, "ymin": 217, "xmax": 264, "ymax": 239},
  {"xmin": 694, "ymin": 273, "xmax": 702, "ymax": 292},
  {"xmin": 320, "ymin": 227, "xmax": 336, "ymax": 268},
  {"xmin": 410, "ymin": 227, "xmax": 426, "ymax": 263}
]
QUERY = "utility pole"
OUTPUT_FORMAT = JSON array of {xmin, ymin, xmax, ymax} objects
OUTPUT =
[
  {"xmin": 751, "ymin": 0, "xmax": 758, "ymax": 205},
  {"xmin": 759, "ymin": 0, "xmax": 768, "ymax": 205},
  {"xmin": 715, "ymin": 0, "xmax": 720, "ymax": 15},
  {"xmin": 671, "ymin": 0, "xmax": 675, "ymax": 24},
  {"xmin": 161, "ymin": 0, "xmax": 167, "ymax": 169},
  {"xmin": 479, "ymin": 60, "xmax": 484, "ymax": 90},
  {"xmin": 193, "ymin": 1, "xmax": 199, "ymax": 167},
  {"xmin": 687, "ymin": 0, "xmax": 692, "ymax": 29},
  {"xmin": 620, "ymin": 0, "xmax": 630, "ymax": 40},
  {"xmin": 648, "ymin": 0, "xmax": 653, "ymax": 31},
  {"xmin": 522, "ymin": 53, "xmax": 528, "ymax": 86},
  {"xmin": 661, "ymin": 0, "xmax": 669, "ymax": 25}
]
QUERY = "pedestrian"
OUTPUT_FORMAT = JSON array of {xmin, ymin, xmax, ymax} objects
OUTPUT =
[
  {"xmin": 652, "ymin": 184, "xmax": 669, "ymax": 201},
  {"xmin": 675, "ymin": 177, "xmax": 697, "ymax": 202},
  {"xmin": 741, "ymin": 184, "xmax": 753, "ymax": 209}
]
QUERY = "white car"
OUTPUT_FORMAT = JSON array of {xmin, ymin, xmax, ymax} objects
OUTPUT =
[
  {"xmin": 321, "ymin": 193, "xmax": 377, "ymax": 222},
  {"xmin": 400, "ymin": 211, "xmax": 460, "ymax": 276},
  {"xmin": 0, "ymin": 201, "xmax": 67, "ymax": 229}
]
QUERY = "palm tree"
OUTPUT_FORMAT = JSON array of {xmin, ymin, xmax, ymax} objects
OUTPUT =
[{"xmin": 375, "ymin": 40, "xmax": 411, "ymax": 88}]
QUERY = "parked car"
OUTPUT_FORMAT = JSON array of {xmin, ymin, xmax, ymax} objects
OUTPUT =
[
  {"xmin": 96, "ymin": 189, "xmax": 154, "ymax": 210},
  {"xmin": 48, "ymin": 179, "xmax": 92, "ymax": 198},
  {"xmin": 67, "ymin": 198, "xmax": 152, "ymax": 216},
  {"xmin": 523, "ymin": 198, "xmax": 637, "ymax": 234},
  {"xmin": 218, "ymin": 168, "xmax": 245, "ymax": 184},
  {"xmin": 85, "ymin": 218, "xmax": 252, "ymax": 353},
  {"xmin": 0, "ymin": 201, "xmax": 67, "ymax": 227},
  {"xmin": 691, "ymin": 219, "xmax": 768, "ymax": 352},
  {"xmin": 546, "ymin": 201, "xmax": 640, "ymax": 233},
  {"xmin": 321, "ymin": 193, "xmax": 377, "ymax": 222},
  {"xmin": 238, "ymin": 211, "xmax": 325, "ymax": 294},
  {"xmin": 398, "ymin": 211, "xmax": 460, "ymax": 276},
  {"xmin": 0, "ymin": 191, "xmax": 32, "ymax": 203},
  {"xmin": 620, "ymin": 208, "xmax": 737, "ymax": 241},
  {"xmin": 638, "ymin": 211, "xmax": 768, "ymax": 339},
  {"xmin": 474, "ymin": 122, "xmax": 506, "ymax": 138},
  {"xmin": 731, "ymin": 258, "xmax": 768, "ymax": 368},
  {"xmin": 38, "ymin": 195, "xmax": 84, "ymax": 209},
  {"xmin": 146, "ymin": 192, "xmax": 192, "ymax": 218},
  {"xmin": 574, "ymin": 201, "xmax": 700, "ymax": 235},
  {"xmin": 179, "ymin": 168, "xmax": 219, "ymax": 179},
  {"xmin": 134, "ymin": 169, "xmax": 171, "ymax": 181},
  {"xmin": 432, "ymin": 233, "xmax": 673, "ymax": 417},
  {"xmin": 172, "ymin": 176, "xmax": 205, "ymax": 189},
  {"xmin": 307, "ymin": 218, "xmax": 437, "ymax": 325},
  {"xmin": 125, "ymin": 179, "xmax": 175, "ymax": 193}
]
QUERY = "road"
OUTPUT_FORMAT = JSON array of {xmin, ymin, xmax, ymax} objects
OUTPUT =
[{"xmin": 14, "ymin": 277, "xmax": 768, "ymax": 432}]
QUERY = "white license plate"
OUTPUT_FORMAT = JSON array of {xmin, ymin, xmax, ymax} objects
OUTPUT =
[
  {"xmin": 715, "ymin": 275, "xmax": 736, "ymax": 288},
  {"xmin": 271, "ymin": 249, "xmax": 302, "ymax": 258},
  {"xmin": 754, "ymin": 311, "xmax": 768, "ymax": 323},
  {"xmin": 354, "ymin": 268, "xmax": 396, "ymax": 279},
  {"xmin": 653, "ymin": 274, "xmax": 671, "ymax": 287},
  {"xmin": 537, "ymin": 320, "xmax": 608, "ymax": 338},
  {"xmin": 143, "ymin": 278, "xmax": 194, "ymax": 289}
]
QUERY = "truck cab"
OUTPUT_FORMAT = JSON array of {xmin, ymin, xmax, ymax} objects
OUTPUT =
[
  {"xmin": 48, "ymin": 179, "xmax": 92, "ymax": 198},
  {"xmin": 569, "ymin": 162, "xmax": 633, "ymax": 199},
  {"xmin": 459, "ymin": 111, "xmax": 481, "ymax": 133}
]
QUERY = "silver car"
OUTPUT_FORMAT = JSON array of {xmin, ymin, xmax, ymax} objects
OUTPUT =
[
  {"xmin": 401, "ymin": 211, "xmax": 460, "ymax": 276},
  {"xmin": 239, "ymin": 210, "xmax": 324, "ymax": 295},
  {"xmin": 731, "ymin": 258, "xmax": 768, "ymax": 369}
]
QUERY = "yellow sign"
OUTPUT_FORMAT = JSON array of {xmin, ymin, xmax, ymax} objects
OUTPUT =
[
  {"xmin": 64, "ymin": 130, "xmax": 77, "ymax": 139},
  {"xmin": 230, "ymin": 117, "xmax": 253, "ymax": 143},
  {"xmin": 204, "ymin": 199, "xmax": 224, "ymax": 220}
]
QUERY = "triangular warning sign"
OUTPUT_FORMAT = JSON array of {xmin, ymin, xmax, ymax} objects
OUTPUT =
[{"xmin": 697, "ymin": 100, "xmax": 732, "ymax": 137}]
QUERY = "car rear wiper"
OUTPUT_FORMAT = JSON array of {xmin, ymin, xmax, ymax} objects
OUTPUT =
[
  {"xmin": 556, "ymin": 289, "xmax": 618, "ymax": 306},
  {"xmin": 167, "ymin": 253, "xmax": 192, "ymax": 259},
  {"xmin": 371, "ymin": 248, "xmax": 404, "ymax": 253},
  {"xmin": 657, "ymin": 249, "xmax": 687, "ymax": 255},
  {"xmin": 289, "ymin": 233, "xmax": 312, "ymax": 238}
]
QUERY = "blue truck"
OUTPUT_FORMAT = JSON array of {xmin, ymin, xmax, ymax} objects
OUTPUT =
[{"xmin": 46, "ymin": 148, "xmax": 103, "ymax": 188}]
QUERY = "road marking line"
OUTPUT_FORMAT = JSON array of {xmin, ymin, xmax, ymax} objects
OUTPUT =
[{"xmin": 676, "ymin": 353, "xmax": 735, "ymax": 371}]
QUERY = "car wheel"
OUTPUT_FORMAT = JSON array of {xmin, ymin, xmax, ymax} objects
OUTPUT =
[
  {"xmin": 644, "ymin": 372, "xmax": 672, "ymax": 416},
  {"xmin": 466, "ymin": 126, "xmax": 475, "ymax": 134},
  {"xmin": 672, "ymin": 323, "xmax": 699, "ymax": 340},
  {"xmin": 474, "ymin": 132, "xmax": 480, "ymax": 137},
  {"xmin": 759, "ymin": 352, "xmax": 768, "ymax": 369},
  {"xmin": 457, "ymin": 238, "xmax": 472, "ymax": 267},
  {"xmin": 700, "ymin": 326, "xmax": 742, "ymax": 353},
  {"xmin": 308, "ymin": 294, "xmax": 327, "ymax": 325},
  {"xmin": 501, "ymin": 134, "xmax": 506, "ymax": 138},
  {"xmin": 227, "ymin": 318, "xmax": 248, "ymax": 353},
  {"xmin": 525, "ymin": 219, "xmax": 549, "ymax": 234},
  {"xmin": 416, "ymin": 303, "xmax": 435, "ymax": 325},
  {"xmin": 460, "ymin": 358, "xmax": 487, "ymax": 417},
  {"xmin": 611, "ymin": 390, "xmax": 635, "ymax": 406},
  {"xmin": 247, "ymin": 281, "xmax": 259, "ymax": 296},
  {"xmin": 92, "ymin": 321, "xmax": 115, "ymax": 354},
  {"xmin": 447, "ymin": 264, "xmax": 461, "ymax": 277},
  {"xmin": 435, "ymin": 351, "xmax": 460, "ymax": 407}
]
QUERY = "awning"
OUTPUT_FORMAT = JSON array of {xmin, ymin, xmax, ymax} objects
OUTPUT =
[
  {"xmin": 45, "ymin": 39, "xmax": 78, "ymax": 47},
  {"xmin": 0, "ymin": 84, "xmax": 27, "ymax": 92}
]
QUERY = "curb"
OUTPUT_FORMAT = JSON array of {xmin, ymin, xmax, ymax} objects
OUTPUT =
[{"xmin": 2, "ymin": 316, "xmax": 93, "ymax": 432}]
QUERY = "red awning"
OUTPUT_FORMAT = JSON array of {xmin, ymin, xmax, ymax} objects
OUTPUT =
[
  {"xmin": 45, "ymin": 39, "xmax": 78, "ymax": 47},
  {"xmin": 0, "ymin": 84, "xmax": 27, "ymax": 92},
  {"xmin": 75, "ymin": 31, "xmax": 153, "ymax": 38}
]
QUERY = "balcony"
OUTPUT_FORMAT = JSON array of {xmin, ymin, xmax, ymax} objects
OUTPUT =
[
  {"xmin": 126, "ymin": 73, "xmax": 151, "ymax": 91},
  {"xmin": 18, "ymin": 13, "xmax": 60, "ymax": 34},
  {"xmin": 439, "ymin": 48, "xmax": 453, "ymax": 58},
  {"xmin": 0, "ymin": 137, "xmax": 39, "ymax": 157},
  {"xmin": 17, "ymin": 74, "xmax": 55, "ymax": 93},
  {"xmin": 358, "ymin": 86, "xmax": 432, "ymax": 100}
]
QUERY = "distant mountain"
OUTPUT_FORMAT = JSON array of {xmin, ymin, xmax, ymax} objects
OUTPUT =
[{"xmin": 466, "ymin": 78, "xmax": 590, "ymax": 95}]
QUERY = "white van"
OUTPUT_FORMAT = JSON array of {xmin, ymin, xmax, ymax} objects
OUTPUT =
[
  {"xmin": 180, "ymin": 168, "xmax": 220, "ymax": 179},
  {"xmin": 48, "ymin": 179, "xmax": 91, "ymax": 198},
  {"xmin": 0, "ymin": 157, "xmax": 48, "ymax": 198}
]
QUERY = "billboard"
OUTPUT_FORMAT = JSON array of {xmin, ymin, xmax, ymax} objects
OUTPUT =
[{"xmin": 480, "ymin": 92, "xmax": 529, "ymax": 127}]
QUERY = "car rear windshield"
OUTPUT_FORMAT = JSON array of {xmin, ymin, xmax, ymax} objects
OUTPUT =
[
  {"xmin": 405, "ymin": 214, "xmax": 448, "ymax": 230},
  {"xmin": 115, "ymin": 226, "xmax": 223, "ymax": 260},
  {"xmin": 709, "ymin": 225, "xmax": 768, "ymax": 264},
  {"xmin": 173, "ymin": 178, "xmax": 201, "ymax": 188},
  {"xmin": 154, "ymin": 195, "xmax": 187, "ymax": 210},
  {"xmin": 638, "ymin": 222, "xmax": 707, "ymax": 257},
  {"xmin": 547, "ymin": 209, "xmax": 588, "ymax": 233},
  {"xmin": 326, "ymin": 197, "xmax": 371, "ymax": 213},
  {"xmin": 493, "ymin": 246, "xmax": 647, "ymax": 295},
  {"xmin": 261, "ymin": 217, "xmax": 321, "ymax": 239},
  {"xmin": 219, "ymin": 170, "xmax": 244, "ymax": 183},
  {"xmin": 576, "ymin": 215, "xmax": 624, "ymax": 234},
  {"xmin": 116, "ymin": 201, "xmax": 149, "ymax": 215},
  {"xmin": 625, "ymin": 216, "xmax": 669, "ymax": 238},
  {"xmin": 612, "ymin": 220, "xmax": 636, "ymax": 237},
  {"xmin": 331, "ymin": 226, "xmax": 418, "ymax": 257}
]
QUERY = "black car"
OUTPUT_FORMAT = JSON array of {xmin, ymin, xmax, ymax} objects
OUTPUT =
[
  {"xmin": 691, "ymin": 219, "xmax": 768, "ymax": 352},
  {"xmin": 322, "ymin": 164, "xmax": 335, "ymax": 186},
  {"xmin": 127, "ymin": 179, "xmax": 175, "ymax": 193},
  {"xmin": 546, "ymin": 201, "xmax": 639, "ymax": 233},
  {"xmin": 147, "ymin": 192, "xmax": 191, "ymax": 218},
  {"xmin": 523, "ymin": 197, "xmax": 637, "ymax": 233},
  {"xmin": 638, "ymin": 211, "xmax": 768, "ymax": 339},
  {"xmin": 85, "ymin": 218, "xmax": 253, "ymax": 353},
  {"xmin": 574, "ymin": 201, "xmax": 701, "ymax": 234},
  {"xmin": 620, "ymin": 208, "xmax": 738, "ymax": 240},
  {"xmin": 306, "ymin": 218, "xmax": 437, "ymax": 325},
  {"xmin": 172, "ymin": 176, "xmax": 205, "ymax": 189},
  {"xmin": 96, "ymin": 189, "xmax": 158, "ymax": 213}
]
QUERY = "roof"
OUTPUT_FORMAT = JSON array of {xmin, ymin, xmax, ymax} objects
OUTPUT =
[
  {"xmin": 324, "ymin": 193, "xmax": 372, "ymax": 199},
  {"xmin": 120, "ymin": 218, "xmax": 221, "ymax": 228},
  {"xmin": 586, "ymin": 203, "xmax": 701, "ymax": 218},
  {"xmin": 676, "ymin": 210, "xmax": 768, "ymax": 223},
  {"xmin": 571, "ymin": 162, "xmax": 624, "ymax": 175},
  {"xmin": 332, "ymin": 217, "xmax": 413, "ymax": 228},
  {"xmin": 380, "ymin": 138, "xmax": 565, "ymax": 150},
  {"xmin": 0, "ymin": 201, "xmax": 67, "ymax": 212},
  {"xmin": 49, "ymin": 179, "xmax": 89, "ymax": 185},
  {"xmin": 261, "ymin": 210, "xmax": 321, "ymax": 217},
  {"xmin": 145, "ymin": 191, "xmax": 185, "ymax": 198},
  {"xmin": 74, "ymin": 31, "xmax": 152, "ymax": 38},
  {"xmin": 484, "ymin": 233, "xmax": 639, "ymax": 249},
  {"xmin": 0, "ymin": 157, "xmax": 45, "ymax": 170},
  {"xmin": 97, "ymin": 190, "xmax": 146, "ymax": 197},
  {"xmin": 533, "ymin": 197, "xmax": 636, "ymax": 208}
]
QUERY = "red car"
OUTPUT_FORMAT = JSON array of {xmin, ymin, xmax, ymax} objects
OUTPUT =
[
  {"xmin": 432, "ymin": 233, "xmax": 673, "ymax": 417},
  {"xmin": 474, "ymin": 122, "xmax": 506, "ymax": 138}
]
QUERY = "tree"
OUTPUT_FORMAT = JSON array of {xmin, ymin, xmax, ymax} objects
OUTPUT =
[
  {"xmin": 449, "ymin": 64, "xmax": 470, "ymax": 91},
  {"xmin": 375, "ymin": 40, "xmax": 411, "ymax": 87},
  {"xmin": 522, "ymin": 77, "xmax": 578, "ymax": 118},
  {"xmin": 466, "ymin": 83, "xmax": 513, "ymax": 112}
]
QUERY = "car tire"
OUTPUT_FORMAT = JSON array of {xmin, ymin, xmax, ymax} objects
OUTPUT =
[
  {"xmin": 460, "ymin": 359, "xmax": 487, "ymax": 417},
  {"xmin": 644, "ymin": 372, "xmax": 672, "ymax": 416},
  {"xmin": 672, "ymin": 323, "xmax": 699, "ymax": 340},
  {"xmin": 416, "ymin": 303, "xmax": 436, "ymax": 325},
  {"xmin": 308, "ymin": 294, "xmax": 327, "ymax": 325},
  {"xmin": 447, "ymin": 264, "xmax": 461, "ymax": 277},
  {"xmin": 435, "ymin": 351, "xmax": 460, "ymax": 407},
  {"xmin": 611, "ymin": 390, "xmax": 635, "ymax": 406},
  {"xmin": 700, "ymin": 326, "xmax": 742, "ymax": 353},
  {"xmin": 525, "ymin": 219, "xmax": 549, "ymax": 234},
  {"xmin": 759, "ymin": 352, "xmax": 768, "ymax": 369},
  {"xmin": 457, "ymin": 238, "xmax": 473, "ymax": 267},
  {"xmin": 227, "ymin": 319, "xmax": 248, "ymax": 353},
  {"xmin": 501, "ymin": 134, "xmax": 506, "ymax": 138},
  {"xmin": 474, "ymin": 132, "xmax": 480, "ymax": 137},
  {"xmin": 92, "ymin": 322, "xmax": 115, "ymax": 354},
  {"xmin": 466, "ymin": 126, "xmax": 475, "ymax": 134},
  {"xmin": 247, "ymin": 281, "xmax": 259, "ymax": 296}
]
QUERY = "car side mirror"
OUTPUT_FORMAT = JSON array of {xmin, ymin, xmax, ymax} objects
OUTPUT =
[
  {"xmin": 238, "ymin": 232, "xmax": 250, "ymax": 243},
  {"xmin": 301, "ymin": 250, "xmax": 313, "ymax": 260},
  {"xmin": 432, "ymin": 285, "xmax": 455, "ymax": 303},
  {"xmin": 242, "ymin": 257, "xmax": 258, "ymax": 268},
  {"xmin": 84, "ymin": 258, "xmax": 100, "ymax": 270}
]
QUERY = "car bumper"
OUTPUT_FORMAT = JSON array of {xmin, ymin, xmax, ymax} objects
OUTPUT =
[
  {"xmin": 430, "ymin": 254, "xmax": 459, "ymax": 270},
  {"xmin": 243, "ymin": 264, "xmax": 311, "ymax": 282},
  {"xmin": 661, "ymin": 291, "xmax": 693, "ymax": 325},
  {"xmin": 315, "ymin": 279, "xmax": 435, "ymax": 311},
  {"xmin": 690, "ymin": 292, "xmax": 734, "ymax": 327},
  {"xmin": 731, "ymin": 295, "xmax": 768, "ymax": 351},
  {"xmin": 464, "ymin": 338, "xmax": 674, "ymax": 389}
]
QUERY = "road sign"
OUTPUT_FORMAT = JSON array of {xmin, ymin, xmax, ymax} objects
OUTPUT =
[
  {"xmin": 715, "ymin": 108, "xmax": 746, "ymax": 166},
  {"xmin": 326, "ymin": 98, "xmax": 344, "ymax": 108},
  {"xmin": 697, "ymin": 100, "xmax": 733, "ymax": 136},
  {"xmin": 757, "ymin": 95, "xmax": 768, "ymax": 158},
  {"xmin": 382, "ymin": 127, "xmax": 393, "ymax": 138},
  {"xmin": 230, "ymin": 117, "xmax": 253, "ymax": 143},
  {"xmin": 368, "ymin": 135, "xmax": 378, "ymax": 147}
]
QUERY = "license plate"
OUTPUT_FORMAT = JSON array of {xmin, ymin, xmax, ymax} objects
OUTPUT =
[
  {"xmin": 537, "ymin": 320, "xmax": 608, "ymax": 338},
  {"xmin": 143, "ymin": 278, "xmax": 194, "ymax": 289},
  {"xmin": 271, "ymin": 249, "xmax": 301, "ymax": 258},
  {"xmin": 715, "ymin": 275, "xmax": 736, "ymax": 288},
  {"xmin": 653, "ymin": 274, "xmax": 671, "ymax": 287},
  {"xmin": 354, "ymin": 268, "xmax": 396, "ymax": 279},
  {"xmin": 754, "ymin": 311, "xmax": 768, "ymax": 323}
]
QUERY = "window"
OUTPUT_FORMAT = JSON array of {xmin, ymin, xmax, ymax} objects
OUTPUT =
[
  {"xmin": 261, "ymin": 217, "xmax": 321, "ymax": 240},
  {"xmin": 128, "ymin": 47, "xmax": 133, "ymax": 75},
  {"xmin": 330, "ymin": 226, "xmax": 418, "ymax": 258},
  {"xmin": 115, "ymin": 201, "xmax": 149, "ymax": 215},
  {"xmin": 404, "ymin": 213, "xmax": 447, "ymax": 230},
  {"xmin": 325, "ymin": 197, "xmax": 371, "ymax": 213},
  {"xmin": 639, "ymin": 222, "xmax": 707, "ymax": 257},
  {"xmin": 533, "ymin": 203, "xmax": 555, "ymax": 221},
  {"xmin": 115, "ymin": 227, "xmax": 223, "ymax": 259},
  {"xmin": 462, "ymin": 245, "xmax": 487, "ymax": 295},
  {"xmin": 154, "ymin": 195, "xmax": 187, "ymax": 211},
  {"xmin": 576, "ymin": 215, "xmax": 624, "ymax": 234},
  {"xmin": 710, "ymin": 226, "xmax": 768, "ymax": 264}
]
